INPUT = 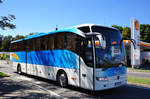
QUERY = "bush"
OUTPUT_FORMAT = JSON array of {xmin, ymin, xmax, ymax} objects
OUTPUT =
[{"xmin": 0, "ymin": 53, "xmax": 10, "ymax": 60}]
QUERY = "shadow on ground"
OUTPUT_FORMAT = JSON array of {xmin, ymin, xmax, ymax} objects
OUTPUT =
[
  {"xmin": 140, "ymin": 65, "xmax": 150, "ymax": 70},
  {"xmin": 18, "ymin": 73, "xmax": 150, "ymax": 99},
  {"xmin": 0, "ymin": 76, "xmax": 53, "ymax": 98}
]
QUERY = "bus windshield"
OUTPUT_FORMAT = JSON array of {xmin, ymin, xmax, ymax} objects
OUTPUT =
[{"xmin": 92, "ymin": 26, "xmax": 126, "ymax": 68}]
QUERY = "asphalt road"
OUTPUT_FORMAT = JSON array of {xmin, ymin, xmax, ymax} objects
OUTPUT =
[
  {"xmin": 0, "ymin": 62, "xmax": 150, "ymax": 99},
  {"xmin": 127, "ymin": 72, "xmax": 150, "ymax": 78}
]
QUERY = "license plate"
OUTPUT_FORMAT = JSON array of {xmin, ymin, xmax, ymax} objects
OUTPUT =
[{"xmin": 115, "ymin": 82, "xmax": 121, "ymax": 86}]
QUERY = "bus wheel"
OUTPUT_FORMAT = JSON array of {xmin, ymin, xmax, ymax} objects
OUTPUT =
[
  {"xmin": 17, "ymin": 65, "xmax": 22, "ymax": 75},
  {"xmin": 57, "ymin": 72, "xmax": 68, "ymax": 87}
]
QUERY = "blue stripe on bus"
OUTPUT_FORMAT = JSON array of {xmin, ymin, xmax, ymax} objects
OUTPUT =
[
  {"xmin": 11, "ymin": 50, "xmax": 79, "ymax": 69},
  {"xmin": 103, "ymin": 66, "xmax": 126, "ymax": 77}
]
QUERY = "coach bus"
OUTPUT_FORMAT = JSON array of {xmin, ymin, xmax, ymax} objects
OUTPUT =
[{"xmin": 10, "ymin": 24, "xmax": 135, "ymax": 91}]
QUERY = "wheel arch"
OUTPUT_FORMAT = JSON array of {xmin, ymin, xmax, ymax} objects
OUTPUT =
[
  {"xmin": 57, "ymin": 69, "xmax": 67, "ymax": 78},
  {"xmin": 17, "ymin": 63, "xmax": 21, "ymax": 69},
  {"xmin": 56, "ymin": 69, "xmax": 68, "ymax": 82}
]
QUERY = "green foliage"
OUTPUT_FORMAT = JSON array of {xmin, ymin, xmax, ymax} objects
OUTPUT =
[
  {"xmin": 112, "ymin": 25, "xmax": 123, "ymax": 32},
  {"xmin": 140, "ymin": 24, "xmax": 150, "ymax": 43},
  {"xmin": 112, "ymin": 25, "xmax": 131, "ymax": 38},
  {"xmin": 0, "ymin": 14, "xmax": 16, "ymax": 30},
  {"xmin": 25, "ymin": 32, "xmax": 38, "ymax": 37},
  {"xmin": 112, "ymin": 24, "xmax": 150, "ymax": 42},
  {"xmin": 0, "ymin": 53, "xmax": 9, "ymax": 60},
  {"xmin": 122, "ymin": 27, "xmax": 131, "ymax": 38},
  {"xmin": 13, "ymin": 35, "xmax": 25, "ymax": 41},
  {"xmin": 0, "ymin": 1, "xmax": 16, "ymax": 30},
  {"xmin": 0, "ymin": 35, "xmax": 13, "ymax": 51},
  {"xmin": 0, "ymin": 72, "xmax": 8, "ymax": 76},
  {"xmin": 0, "ymin": 35, "xmax": 25, "ymax": 51}
]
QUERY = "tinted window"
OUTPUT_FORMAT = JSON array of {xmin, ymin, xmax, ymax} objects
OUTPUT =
[
  {"xmin": 66, "ymin": 33, "xmax": 81, "ymax": 53},
  {"xmin": 92, "ymin": 26, "xmax": 126, "ymax": 68},
  {"xmin": 40, "ymin": 37, "xmax": 45, "ymax": 50},
  {"xmin": 78, "ymin": 26, "xmax": 90, "ymax": 33},
  {"xmin": 57, "ymin": 33, "xmax": 65, "ymax": 49},
  {"xmin": 11, "ymin": 41, "xmax": 25, "ymax": 52},
  {"xmin": 11, "ymin": 32, "xmax": 83, "ymax": 54},
  {"xmin": 92, "ymin": 26, "xmax": 122, "ymax": 45},
  {"xmin": 80, "ymin": 38, "xmax": 93, "ymax": 67},
  {"xmin": 48, "ymin": 35, "xmax": 55, "ymax": 49},
  {"xmin": 35, "ymin": 38, "xmax": 41, "ymax": 51},
  {"xmin": 43, "ymin": 36, "xmax": 48, "ymax": 50}
]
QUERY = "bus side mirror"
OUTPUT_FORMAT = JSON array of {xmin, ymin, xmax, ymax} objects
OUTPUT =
[
  {"xmin": 96, "ymin": 34, "xmax": 106, "ymax": 49},
  {"xmin": 120, "ymin": 38, "xmax": 136, "ymax": 49}
]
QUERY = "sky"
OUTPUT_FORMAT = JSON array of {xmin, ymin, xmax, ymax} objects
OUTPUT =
[{"xmin": 0, "ymin": 0, "xmax": 150, "ymax": 37}]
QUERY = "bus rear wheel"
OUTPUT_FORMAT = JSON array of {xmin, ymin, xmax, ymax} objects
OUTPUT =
[
  {"xmin": 17, "ymin": 65, "xmax": 22, "ymax": 75},
  {"xmin": 57, "ymin": 72, "xmax": 68, "ymax": 87}
]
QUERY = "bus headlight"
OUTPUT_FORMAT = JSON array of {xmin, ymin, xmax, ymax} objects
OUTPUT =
[{"xmin": 96, "ymin": 77, "xmax": 108, "ymax": 81}]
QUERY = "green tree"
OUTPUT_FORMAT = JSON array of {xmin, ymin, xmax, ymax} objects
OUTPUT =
[
  {"xmin": 0, "ymin": 14, "xmax": 16, "ymax": 30},
  {"xmin": 13, "ymin": 35, "xmax": 25, "ymax": 41},
  {"xmin": 112, "ymin": 25, "xmax": 123, "ymax": 32},
  {"xmin": 122, "ymin": 27, "xmax": 131, "ymax": 38},
  {"xmin": 140, "ymin": 24, "xmax": 150, "ymax": 43},
  {"xmin": 25, "ymin": 32, "xmax": 38, "ymax": 38},
  {"xmin": 0, "ymin": 0, "xmax": 16, "ymax": 30},
  {"xmin": 1, "ymin": 35, "xmax": 13, "ymax": 51}
]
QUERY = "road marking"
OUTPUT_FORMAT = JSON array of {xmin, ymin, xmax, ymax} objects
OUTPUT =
[
  {"xmin": 14, "ymin": 76, "xmax": 64, "ymax": 98},
  {"xmin": 32, "ymin": 83, "xmax": 64, "ymax": 98},
  {"xmin": 1, "ymin": 71, "xmax": 64, "ymax": 99}
]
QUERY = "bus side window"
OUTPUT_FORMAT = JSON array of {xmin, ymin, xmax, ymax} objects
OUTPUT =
[
  {"xmin": 40, "ymin": 37, "xmax": 45, "ymax": 50},
  {"xmin": 66, "ymin": 33, "xmax": 77, "ymax": 52},
  {"xmin": 48, "ymin": 35, "xmax": 55, "ymax": 50},
  {"xmin": 44, "ymin": 37, "xmax": 48, "ymax": 50},
  {"xmin": 11, "ymin": 43, "xmax": 16, "ymax": 52},
  {"xmin": 35, "ymin": 38, "xmax": 41, "ymax": 51},
  {"xmin": 30, "ymin": 39, "xmax": 33, "ymax": 51},
  {"xmin": 54, "ymin": 35, "xmax": 58, "ymax": 49},
  {"xmin": 27, "ymin": 40, "xmax": 30, "ymax": 51},
  {"xmin": 80, "ymin": 38, "xmax": 93, "ymax": 67},
  {"xmin": 17, "ymin": 42, "xmax": 21, "ymax": 51},
  {"xmin": 32, "ymin": 39, "xmax": 36, "ymax": 51},
  {"xmin": 57, "ymin": 33, "xmax": 65, "ymax": 49}
]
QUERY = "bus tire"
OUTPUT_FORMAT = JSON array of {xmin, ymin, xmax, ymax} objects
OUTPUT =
[
  {"xmin": 17, "ymin": 64, "xmax": 22, "ymax": 75},
  {"xmin": 57, "ymin": 71, "xmax": 68, "ymax": 87}
]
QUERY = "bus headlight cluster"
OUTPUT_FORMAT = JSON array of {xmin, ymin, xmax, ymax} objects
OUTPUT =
[{"xmin": 96, "ymin": 77, "xmax": 108, "ymax": 81}]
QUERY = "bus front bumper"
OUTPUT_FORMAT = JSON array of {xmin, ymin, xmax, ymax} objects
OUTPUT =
[{"xmin": 94, "ymin": 75, "xmax": 127, "ymax": 91}]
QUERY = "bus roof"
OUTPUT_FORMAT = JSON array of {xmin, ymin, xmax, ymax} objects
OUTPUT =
[
  {"xmin": 74, "ymin": 24, "xmax": 119, "ymax": 31},
  {"xmin": 11, "ymin": 24, "xmax": 118, "ymax": 43},
  {"xmin": 11, "ymin": 27, "xmax": 85, "ymax": 43}
]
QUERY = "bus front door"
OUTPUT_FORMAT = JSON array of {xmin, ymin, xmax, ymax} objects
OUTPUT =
[{"xmin": 80, "ymin": 38, "xmax": 94, "ymax": 90}]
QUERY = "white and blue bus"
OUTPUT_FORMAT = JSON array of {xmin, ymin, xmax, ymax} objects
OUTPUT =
[{"xmin": 10, "ymin": 24, "xmax": 134, "ymax": 91}]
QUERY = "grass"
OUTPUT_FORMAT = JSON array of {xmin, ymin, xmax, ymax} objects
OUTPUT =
[
  {"xmin": 127, "ymin": 67, "xmax": 150, "ymax": 73},
  {"xmin": 0, "ymin": 72, "xmax": 8, "ymax": 76},
  {"xmin": 127, "ymin": 76, "xmax": 150, "ymax": 85}
]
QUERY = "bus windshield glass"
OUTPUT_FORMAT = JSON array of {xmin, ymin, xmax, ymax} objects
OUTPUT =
[{"xmin": 92, "ymin": 26, "xmax": 125, "ymax": 68}]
